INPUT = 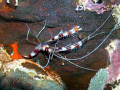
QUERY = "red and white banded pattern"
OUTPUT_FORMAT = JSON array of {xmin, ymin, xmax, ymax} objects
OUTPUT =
[
  {"xmin": 47, "ymin": 26, "xmax": 82, "ymax": 43},
  {"xmin": 55, "ymin": 41, "xmax": 83, "ymax": 52},
  {"xmin": 25, "ymin": 43, "xmax": 52, "ymax": 58},
  {"xmin": 25, "ymin": 26, "xmax": 83, "ymax": 58}
]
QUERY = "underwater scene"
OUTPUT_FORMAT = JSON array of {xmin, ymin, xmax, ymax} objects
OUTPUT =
[{"xmin": 0, "ymin": 0, "xmax": 120, "ymax": 90}]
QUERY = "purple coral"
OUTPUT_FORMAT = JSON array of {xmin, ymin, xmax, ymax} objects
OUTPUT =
[
  {"xmin": 106, "ymin": 39, "xmax": 120, "ymax": 83},
  {"xmin": 76, "ymin": 0, "xmax": 110, "ymax": 14}
]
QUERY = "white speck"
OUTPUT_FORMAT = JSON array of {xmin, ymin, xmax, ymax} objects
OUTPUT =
[{"xmin": 78, "ymin": 41, "xmax": 82, "ymax": 46}]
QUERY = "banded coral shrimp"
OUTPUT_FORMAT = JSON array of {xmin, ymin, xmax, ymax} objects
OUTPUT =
[
  {"xmin": 24, "ymin": 10, "xmax": 115, "ymax": 72},
  {"xmin": 24, "ymin": 3, "xmax": 118, "ymax": 66},
  {"xmin": 24, "ymin": 23, "xmax": 84, "ymax": 68}
]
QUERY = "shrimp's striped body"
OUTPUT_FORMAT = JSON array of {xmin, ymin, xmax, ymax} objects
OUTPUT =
[
  {"xmin": 25, "ymin": 43, "xmax": 53, "ymax": 58},
  {"xmin": 24, "ymin": 22, "xmax": 108, "ymax": 71},
  {"xmin": 25, "ymin": 26, "xmax": 83, "ymax": 59},
  {"xmin": 55, "ymin": 41, "xmax": 83, "ymax": 52},
  {"xmin": 47, "ymin": 26, "xmax": 82, "ymax": 43}
]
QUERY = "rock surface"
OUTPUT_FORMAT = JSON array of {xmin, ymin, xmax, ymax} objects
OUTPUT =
[
  {"xmin": 0, "ymin": 46, "xmax": 67, "ymax": 90},
  {"xmin": 0, "ymin": 0, "xmax": 78, "ymax": 27},
  {"xmin": 0, "ymin": 0, "xmax": 120, "ymax": 90}
]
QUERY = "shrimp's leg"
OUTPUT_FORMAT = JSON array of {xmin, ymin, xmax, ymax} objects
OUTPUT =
[
  {"xmin": 46, "ymin": 26, "xmax": 82, "ymax": 43},
  {"xmin": 50, "ymin": 39, "xmax": 60, "ymax": 59},
  {"xmin": 54, "ymin": 53, "xmax": 97, "ymax": 71},
  {"xmin": 37, "ymin": 52, "xmax": 51, "ymax": 68}
]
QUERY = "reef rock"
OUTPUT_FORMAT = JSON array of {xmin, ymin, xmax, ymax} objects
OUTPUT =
[
  {"xmin": 88, "ymin": 69, "xmax": 108, "ymax": 90},
  {"xmin": 112, "ymin": 4, "xmax": 120, "ymax": 29},
  {"xmin": 105, "ymin": 39, "xmax": 120, "ymax": 84},
  {"xmin": 75, "ymin": 0, "xmax": 110, "ymax": 14},
  {"xmin": 0, "ymin": 45, "xmax": 67, "ymax": 90},
  {"xmin": 0, "ymin": 0, "xmax": 77, "ymax": 27}
]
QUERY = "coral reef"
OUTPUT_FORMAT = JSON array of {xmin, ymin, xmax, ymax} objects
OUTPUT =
[
  {"xmin": 112, "ymin": 4, "xmax": 120, "ymax": 29},
  {"xmin": 112, "ymin": 83, "xmax": 120, "ymax": 90},
  {"xmin": 0, "ymin": 0, "xmax": 79, "ymax": 27},
  {"xmin": 88, "ymin": 39, "xmax": 120, "ymax": 90},
  {"xmin": 87, "ymin": 69, "xmax": 108, "ymax": 90},
  {"xmin": 9, "ymin": 42, "xmax": 24, "ymax": 60},
  {"xmin": 105, "ymin": 39, "xmax": 120, "ymax": 83},
  {"xmin": 0, "ymin": 0, "xmax": 119, "ymax": 89},
  {"xmin": 76, "ymin": 0, "xmax": 110, "ymax": 14},
  {"xmin": 0, "ymin": 44, "xmax": 12, "ymax": 63},
  {"xmin": 0, "ymin": 45, "xmax": 67, "ymax": 90}
]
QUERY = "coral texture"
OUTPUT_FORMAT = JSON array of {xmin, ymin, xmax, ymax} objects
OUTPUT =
[
  {"xmin": 0, "ymin": 45, "xmax": 67, "ymax": 90},
  {"xmin": 88, "ymin": 69, "xmax": 108, "ymax": 90},
  {"xmin": 112, "ymin": 4, "xmax": 120, "ymax": 28},
  {"xmin": 76, "ymin": 0, "xmax": 110, "ymax": 14},
  {"xmin": 106, "ymin": 39, "xmax": 120, "ymax": 83}
]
